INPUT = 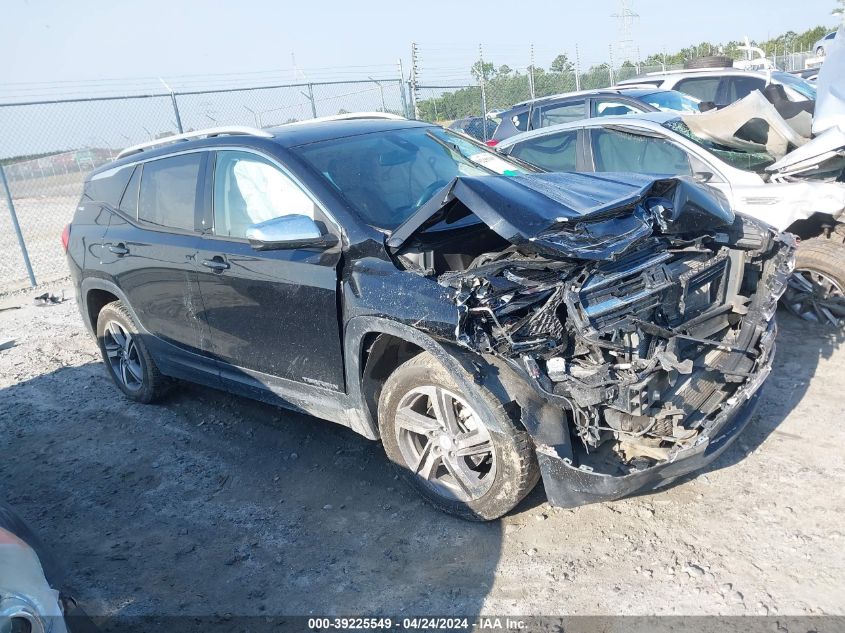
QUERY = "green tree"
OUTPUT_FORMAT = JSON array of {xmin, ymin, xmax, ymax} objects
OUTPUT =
[
  {"xmin": 471, "ymin": 60, "xmax": 496, "ymax": 82},
  {"xmin": 550, "ymin": 54, "xmax": 573, "ymax": 74},
  {"xmin": 834, "ymin": 0, "xmax": 844, "ymax": 17}
]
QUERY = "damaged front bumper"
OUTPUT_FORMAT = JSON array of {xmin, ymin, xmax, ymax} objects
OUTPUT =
[{"xmin": 537, "ymin": 322, "xmax": 776, "ymax": 508}]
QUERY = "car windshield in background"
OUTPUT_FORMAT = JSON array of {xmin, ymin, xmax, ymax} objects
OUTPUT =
[
  {"xmin": 294, "ymin": 127, "xmax": 530, "ymax": 230},
  {"xmin": 642, "ymin": 90, "xmax": 701, "ymax": 113},
  {"xmin": 773, "ymin": 71, "xmax": 817, "ymax": 100},
  {"xmin": 662, "ymin": 118, "xmax": 775, "ymax": 172}
]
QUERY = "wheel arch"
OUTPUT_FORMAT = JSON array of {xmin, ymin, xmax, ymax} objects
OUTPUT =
[
  {"xmin": 79, "ymin": 278, "xmax": 140, "ymax": 335},
  {"xmin": 344, "ymin": 316, "xmax": 573, "ymax": 457}
]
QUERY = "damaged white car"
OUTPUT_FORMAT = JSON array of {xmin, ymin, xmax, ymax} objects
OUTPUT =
[{"xmin": 497, "ymin": 111, "xmax": 845, "ymax": 325}]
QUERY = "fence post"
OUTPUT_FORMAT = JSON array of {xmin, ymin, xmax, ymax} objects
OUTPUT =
[
  {"xmin": 398, "ymin": 59, "xmax": 410, "ymax": 119},
  {"xmin": 478, "ymin": 44, "xmax": 489, "ymax": 141},
  {"xmin": 0, "ymin": 164, "xmax": 36, "ymax": 288},
  {"xmin": 171, "ymin": 92, "xmax": 184, "ymax": 133},
  {"xmin": 306, "ymin": 84, "xmax": 317, "ymax": 118}
]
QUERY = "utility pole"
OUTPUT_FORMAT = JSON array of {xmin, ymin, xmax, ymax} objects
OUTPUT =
[
  {"xmin": 609, "ymin": 45, "xmax": 615, "ymax": 86},
  {"xmin": 410, "ymin": 42, "xmax": 421, "ymax": 120},
  {"xmin": 611, "ymin": 0, "xmax": 640, "ymax": 69}
]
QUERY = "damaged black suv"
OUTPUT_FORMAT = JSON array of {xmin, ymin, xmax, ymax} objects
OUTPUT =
[{"xmin": 66, "ymin": 117, "xmax": 794, "ymax": 520}]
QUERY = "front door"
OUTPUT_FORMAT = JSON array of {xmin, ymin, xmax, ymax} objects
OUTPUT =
[{"xmin": 195, "ymin": 149, "xmax": 346, "ymax": 393}]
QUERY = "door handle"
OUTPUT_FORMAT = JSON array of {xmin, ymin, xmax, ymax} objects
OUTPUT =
[
  {"xmin": 108, "ymin": 243, "xmax": 129, "ymax": 256},
  {"xmin": 202, "ymin": 257, "xmax": 230, "ymax": 272}
]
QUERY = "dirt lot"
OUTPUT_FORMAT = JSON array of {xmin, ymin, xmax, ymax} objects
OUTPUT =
[{"xmin": 1, "ymin": 282, "xmax": 844, "ymax": 626}]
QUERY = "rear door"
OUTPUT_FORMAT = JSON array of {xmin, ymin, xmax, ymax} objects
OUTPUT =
[
  {"xmin": 100, "ymin": 152, "xmax": 213, "ymax": 361},
  {"xmin": 195, "ymin": 149, "xmax": 345, "ymax": 393}
]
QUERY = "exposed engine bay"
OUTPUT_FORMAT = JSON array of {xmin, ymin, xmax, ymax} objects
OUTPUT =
[{"xmin": 390, "ymin": 173, "xmax": 795, "ymax": 477}]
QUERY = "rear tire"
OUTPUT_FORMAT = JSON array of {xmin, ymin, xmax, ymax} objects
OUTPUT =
[
  {"xmin": 378, "ymin": 352, "xmax": 539, "ymax": 521},
  {"xmin": 683, "ymin": 55, "xmax": 734, "ymax": 69},
  {"xmin": 783, "ymin": 238, "xmax": 845, "ymax": 326},
  {"xmin": 96, "ymin": 301, "xmax": 170, "ymax": 403},
  {"xmin": 816, "ymin": 46, "xmax": 825, "ymax": 57}
]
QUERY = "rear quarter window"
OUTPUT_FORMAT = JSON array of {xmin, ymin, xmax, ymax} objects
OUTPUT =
[
  {"xmin": 138, "ymin": 153, "xmax": 203, "ymax": 231},
  {"xmin": 83, "ymin": 165, "xmax": 134, "ymax": 208}
]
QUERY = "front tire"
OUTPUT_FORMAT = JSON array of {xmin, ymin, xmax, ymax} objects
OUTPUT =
[
  {"xmin": 96, "ymin": 301, "xmax": 170, "ymax": 403},
  {"xmin": 378, "ymin": 352, "xmax": 539, "ymax": 521},
  {"xmin": 783, "ymin": 238, "xmax": 845, "ymax": 326}
]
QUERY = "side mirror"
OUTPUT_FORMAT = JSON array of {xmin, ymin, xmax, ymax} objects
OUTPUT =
[
  {"xmin": 694, "ymin": 171, "xmax": 714, "ymax": 183},
  {"xmin": 245, "ymin": 214, "xmax": 337, "ymax": 251}
]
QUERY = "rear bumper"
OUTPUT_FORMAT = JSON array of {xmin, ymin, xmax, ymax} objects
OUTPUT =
[{"xmin": 538, "ymin": 336, "xmax": 775, "ymax": 509}]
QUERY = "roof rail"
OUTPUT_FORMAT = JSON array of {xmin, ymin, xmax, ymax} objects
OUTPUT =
[
  {"xmin": 283, "ymin": 112, "xmax": 406, "ymax": 126},
  {"xmin": 117, "ymin": 126, "xmax": 274, "ymax": 159}
]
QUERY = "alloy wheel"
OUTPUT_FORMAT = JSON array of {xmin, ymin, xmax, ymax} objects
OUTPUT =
[
  {"xmin": 784, "ymin": 270, "xmax": 845, "ymax": 326},
  {"xmin": 103, "ymin": 321, "xmax": 144, "ymax": 391},
  {"xmin": 393, "ymin": 386, "xmax": 496, "ymax": 502}
]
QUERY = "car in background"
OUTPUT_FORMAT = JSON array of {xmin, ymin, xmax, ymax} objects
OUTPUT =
[
  {"xmin": 66, "ymin": 119, "xmax": 792, "ymax": 519},
  {"xmin": 0, "ymin": 502, "xmax": 95, "ymax": 632},
  {"xmin": 487, "ymin": 87, "xmax": 700, "ymax": 145},
  {"xmin": 447, "ymin": 116, "xmax": 497, "ymax": 142},
  {"xmin": 814, "ymin": 31, "xmax": 837, "ymax": 57},
  {"xmin": 496, "ymin": 112, "xmax": 845, "ymax": 326},
  {"xmin": 788, "ymin": 68, "xmax": 820, "ymax": 83},
  {"xmin": 616, "ymin": 68, "xmax": 816, "ymax": 106}
]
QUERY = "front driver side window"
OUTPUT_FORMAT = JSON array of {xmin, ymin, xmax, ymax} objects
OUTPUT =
[
  {"xmin": 213, "ymin": 150, "xmax": 318, "ymax": 239},
  {"xmin": 592, "ymin": 128, "xmax": 692, "ymax": 175}
]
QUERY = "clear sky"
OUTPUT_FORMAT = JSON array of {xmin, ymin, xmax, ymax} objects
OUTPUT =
[{"xmin": 1, "ymin": 0, "xmax": 840, "ymax": 99}]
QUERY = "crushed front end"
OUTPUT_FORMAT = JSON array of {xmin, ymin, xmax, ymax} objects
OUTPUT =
[{"xmin": 436, "ymin": 176, "xmax": 795, "ymax": 507}]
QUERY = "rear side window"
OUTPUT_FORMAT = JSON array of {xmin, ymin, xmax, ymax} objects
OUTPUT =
[
  {"xmin": 726, "ymin": 76, "xmax": 765, "ymax": 102},
  {"xmin": 591, "ymin": 128, "xmax": 691, "ymax": 175},
  {"xmin": 675, "ymin": 77, "xmax": 721, "ymax": 102},
  {"xmin": 593, "ymin": 99, "xmax": 642, "ymax": 117},
  {"xmin": 84, "ymin": 165, "xmax": 134, "ymax": 208},
  {"xmin": 532, "ymin": 100, "xmax": 586, "ymax": 128},
  {"xmin": 138, "ymin": 154, "xmax": 203, "ymax": 231},
  {"xmin": 509, "ymin": 131, "xmax": 578, "ymax": 172}
]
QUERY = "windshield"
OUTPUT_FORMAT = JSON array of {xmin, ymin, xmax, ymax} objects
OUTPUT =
[
  {"xmin": 773, "ymin": 71, "xmax": 817, "ymax": 100},
  {"xmin": 662, "ymin": 119, "xmax": 775, "ymax": 172},
  {"xmin": 293, "ymin": 126, "xmax": 530, "ymax": 230},
  {"xmin": 641, "ymin": 90, "xmax": 701, "ymax": 113}
]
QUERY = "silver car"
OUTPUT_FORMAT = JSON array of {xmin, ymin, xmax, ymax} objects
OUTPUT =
[{"xmin": 814, "ymin": 31, "xmax": 837, "ymax": 57}]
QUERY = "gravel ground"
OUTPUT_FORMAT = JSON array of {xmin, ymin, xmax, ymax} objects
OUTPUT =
[{"xmin": 1, "ymin": 282, "xmax": 844, "ymax": 625}]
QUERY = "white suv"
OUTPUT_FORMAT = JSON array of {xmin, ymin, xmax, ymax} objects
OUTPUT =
[{"xmin": 617, "ymin": 68, "xmax": 816, "ymax": 106}]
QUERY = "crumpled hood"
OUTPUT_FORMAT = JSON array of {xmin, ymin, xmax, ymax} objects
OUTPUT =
[{"xmin": 387, "ymin": 172, "xmax": 734, "ymax": 260}]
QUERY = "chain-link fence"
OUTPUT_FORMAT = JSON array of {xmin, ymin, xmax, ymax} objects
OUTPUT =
[
  {"xmin": 0, "ymin": 46, "xmax": 823, "ymax": 292},
  {"xmin": 0, "ymin": 79, "xmax": 407, "ymax": 292}
]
